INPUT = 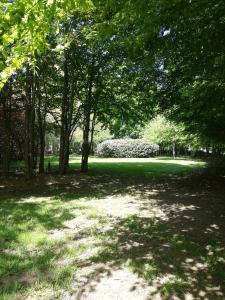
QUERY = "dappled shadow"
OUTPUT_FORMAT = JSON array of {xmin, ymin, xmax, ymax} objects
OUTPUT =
[
  {"xmin": 0, "ymin": 170, "xmax": 224, "ymax": 299},
  {"xmin": 70, "ymin": 175, "xmax": 225, "ymax": 300},
  {"xmin": 85, "ymin": 214, "xmax": 224, "ymax": 299},
  {"xmin": 1, "ymin": 238, "xmax": 101, "ymax": 299},
  {"xmin": 0, "ymin": 173, "xmax": 122, "ymax": 298}
]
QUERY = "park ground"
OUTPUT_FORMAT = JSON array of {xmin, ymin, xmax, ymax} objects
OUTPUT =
[{"xmin": 0, "ymin": 157, "xmax": 225, "ymax": 300}]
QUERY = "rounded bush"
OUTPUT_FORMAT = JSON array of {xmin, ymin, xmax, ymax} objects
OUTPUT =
[{"xmin": 96, "ymin": 139, "xmax": 159, "ymax": 158}]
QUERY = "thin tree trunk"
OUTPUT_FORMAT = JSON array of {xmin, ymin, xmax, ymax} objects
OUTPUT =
[
  {"xmin": 81, "ymin": 107, "xmax": 91, "ymax": 173},
  {"xmin": 81, "ymin": 59, "xmax": 98, "ymax": 173},
  {"xmin": 37, "ymin": 108, "xmax": 46, "ymax": 174},
  {"xmin": 81, "ymin": 66, "xmax": 94, "ymax": 173},
  {"xmin": 172, "ymin": 141, "xmax": 176, "ymax": 159},
  {"xmin": 39, "ymin": 130, "xmax": 45, "ymax": 173},
  {"xmin": 1, "ymin": 83, "xmax": 12, "ymax": 174},
  {"xmin": 59, "ymin": 51, "xmax": 70, "ymax": 174},
  {"xmin": 89, "ymin": 111, "xmax": 96, "ymax": 155},
  {"xmin": 36, "ymin": 76, "xmax": 47, "ymax": 174},
  {"xmin": 25, "ymin": 106, "xmax": 33, "ymax": 177},
  {"xmin": 25, "ymin": 67, "xmax": 36, "ymax": 178},
  {"xmin": 2, "ymin": 120, "xmax": 11, "ymax": 174}
]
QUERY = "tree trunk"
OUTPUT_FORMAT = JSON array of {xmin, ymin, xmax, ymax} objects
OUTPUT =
[
  {"xmin": 24, "ymin": 68, "xmax": 36, "ymax": 178},
  {"xmin": 1, "ymin": 108, "xmax": 11, "ymax": 174},
  {"xmin": 172, "ymin": 141, "xmax": 176, "ymax": 159},
  {"xmin": 81, "ymin": 61, "xmax": 97, "ymax": 173},
  {"xmin": 0, "ymin": 81, "xmax": 12, "ymax": 174},
  {"xmin": 81, "ymin": 108, "xmax": 91, "ymax": 173},
  {"xmin": 89, "ymin": 111, "xmax": 96, "ymax": 155},
  {"xmin": 36, "ymin": 76, "xmax": 47, "ymax": 174},
  {"xmin": 59, "ymin": 51, "xmax": 70, "ymax": 174},
  {"xmin": 37, "ymin": 107, "xmax": 46, "ymax": 174},
  {"xmin": 39, "ymin": 132, "xmax": 45, "ymax": 173}
]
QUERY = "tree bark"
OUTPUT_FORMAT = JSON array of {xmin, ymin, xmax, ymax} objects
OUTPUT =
[
  {"xmin": 59, "ymin": 51, "xmax": 70, "ymax": 174},
  {"xmin": 89, "ymin": 111, "xmax": 96, "ymax": 155},
  {"xmin": 36, "ymin": 74, "xmax": 47, "ymax": 174},
  {"xmin": 81, "ymin": 107, "xmax": 91, "ymax": 173},
  {"xmin": 0, "ymin": 82, "xmax": 12, "ymax": 174},
  {"xmin": 2, "ymin": 117, "xmax": 11, "ymax": 175},
  {"xmin": 24, "ymin": 67, "xmax": 36, "ymax": 178},
  {"xmin": 37, "ymin": 106, "xmax": 46, "ymax": 174},
  {"xmin": 81, "ymin": 74, "xmax": 94, "ymax": 172}
]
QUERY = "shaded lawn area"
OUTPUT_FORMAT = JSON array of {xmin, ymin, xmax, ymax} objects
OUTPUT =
[
  {"xmin": 0, "ymin": 158, "xmax": 224, "ymax": 300},
  {"xmin": 71, "ymin": 157, "xmax": 205, "ymax": 177},
  {"xmin": 33, "ymin": 156, "xmax": 205, "ymax": 177}
]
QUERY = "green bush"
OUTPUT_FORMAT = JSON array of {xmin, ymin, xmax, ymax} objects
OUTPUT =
[{"xmin": 96, "ymin": 139, "xmax": 159, "ymax": 158}]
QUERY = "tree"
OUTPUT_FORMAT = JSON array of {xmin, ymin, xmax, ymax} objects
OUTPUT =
[
  {"xmin": 142, "ymin": 115, "xmax": 191, "ymax": 158},
  {"xmin": 0, "ymin": 0, "xmax": 92, "ymax": 89},
  {"xmin": 102, "ymin": 0, "xmax": 225, "ymax": 147},
  {"xmin": 0, "ymin": 80, "xmax": 12, "ymax": 174},
  {"xmin": 3, "ymin": 0, "xmax": 225, "ymax": 177}
]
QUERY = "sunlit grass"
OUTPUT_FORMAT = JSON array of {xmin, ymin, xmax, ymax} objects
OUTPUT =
[
  {"xmin": 1, "ymin": 156, "xmax": 223, "ymax": 300},
  {"xmin": 0, "ymin": 191, "xmax": 107, "ymax": 300},
  {"xmin": 45, "ymin": 155, "xmax": 206, "ymax": 177},
  {"xmin": 88, "ymin": 157, "xmax": 205, "ymax": 177},
  {"xmin": 12, "ymin": 156, "xmax": 206, "ymax": 178}
]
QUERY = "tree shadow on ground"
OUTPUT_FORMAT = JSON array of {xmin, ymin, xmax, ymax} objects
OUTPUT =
[
  {"xmin": 0, "ymin": 171, "xmax": 224, "ymax": 299},
  {"xmin": 71, "ymin": 175, "xmax": 225, "ymax": 300}
]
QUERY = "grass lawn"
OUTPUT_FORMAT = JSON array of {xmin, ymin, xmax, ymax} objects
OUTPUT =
[
  {"xmin": 46, "ymin": 156, "xmax": 205, "ymax": 177},
  {"xmin": 76, "ymin": 156, "xmax": 205, "ymax": 177},
  {"xmin": 0, "ymin": 157, "xmax": 224, "ymax": 300}
]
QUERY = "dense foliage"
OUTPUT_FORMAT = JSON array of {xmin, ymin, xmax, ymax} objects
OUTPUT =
[
  {"xmin": 142, "ymin": 115, "xmax": 204, "ymax": 156},
  {"xmin": 106, "ymin": 0, "xmax": 225, "ymax": 145},
  {"xmin": 96, "ymin": 139, "xmax": 159, "ymax": 158},
  {"xmin": 1, "ymin": 0, "xmax": 225, "ymax": 175}
]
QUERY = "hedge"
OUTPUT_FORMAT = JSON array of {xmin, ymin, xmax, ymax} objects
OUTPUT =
[{"xmin": 96, "ymin": 139, "xmax": 159, "ymax": 158}]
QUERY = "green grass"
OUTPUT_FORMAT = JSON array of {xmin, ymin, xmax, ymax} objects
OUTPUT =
[
  {"xmin": 1, "ymin": 157, "xmax": 224, "ymax": 300},
  {"xmin": 72, "ymin": 156, "xmax": 205, "ymax": 177},
  {"xmin": 0, "ymin": 190, "xmax": 107, "ymax": 300},
  {"xmin": 13, "ymin": 156, "xmax": 206, "ymax": 177}
]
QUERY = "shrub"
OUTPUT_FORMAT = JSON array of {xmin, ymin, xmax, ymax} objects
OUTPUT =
[{"xmin": 96, "ymin": 139, "xmax": 159, "ymax": 158}]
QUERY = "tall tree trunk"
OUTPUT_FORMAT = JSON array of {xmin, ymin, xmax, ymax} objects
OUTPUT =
[
  {"xmin": 2, "ymin": 116, "xmax": 11, "ymax": 175},
  {"xmin": 25, "ymin": 106, "xmax": 33, "ymax": 177},
  {"xmin": 25, "ymin": 68, "xmax": 36, "ymax": 178},
  {"xmin": 0, "ymin": 82, "xmax": 12, "ymax": 174},
  {"xmin": 59, "ymin": 51, "xmax": 70, "ymax": 174},
  {"xmin": 81, "ymin": 66, "xmax": 94, "ymax": 173},
  {"xmin": 36, "ymin": 76, "xmax": 47, "ymax": 174},
  {"xmin": 81, "ymin": 107, "xmax": 91, "ymax": 173},
  {"xmin": 37, "ymin": 107, "xmax": 46, "ymax": 174},
  {"xmin": 59, "ymin": 124, "xmax": 65, "ymax": 173}
]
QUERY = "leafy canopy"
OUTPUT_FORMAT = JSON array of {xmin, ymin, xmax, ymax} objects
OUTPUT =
[{"xmin": 0, "ymin": 0, "xmax": 92, "ymax": 88}]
